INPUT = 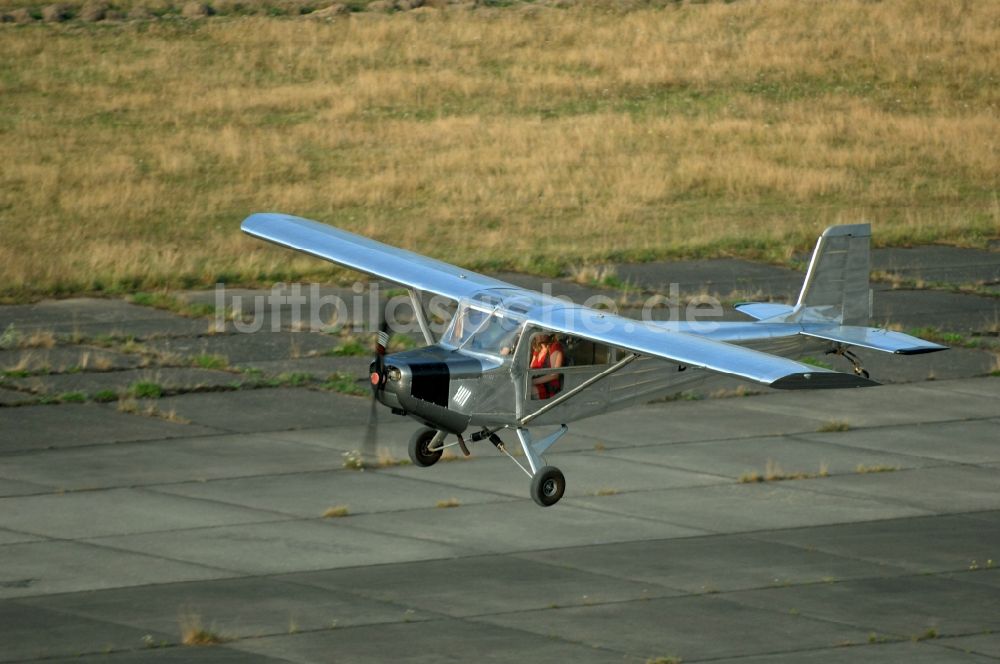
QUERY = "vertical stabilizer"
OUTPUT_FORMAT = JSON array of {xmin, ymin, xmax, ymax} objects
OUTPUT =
[{"xmin": 790, "ymin": 224, "xmax": 871, "ymax": 325}]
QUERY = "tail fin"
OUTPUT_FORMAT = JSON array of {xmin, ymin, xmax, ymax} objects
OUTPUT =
[{"xmin": 788, "ymin": 223, "xmax": 871, "ymax": 325}]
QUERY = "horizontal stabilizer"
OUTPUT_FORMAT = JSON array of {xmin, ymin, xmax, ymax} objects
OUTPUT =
[
  {"xmin": 735, "ymin": 302, "xmax": 795, "ymax": 321},
  {"xmin": 802, "ymin": 325, "xmax": 948, "ymax": 355}
]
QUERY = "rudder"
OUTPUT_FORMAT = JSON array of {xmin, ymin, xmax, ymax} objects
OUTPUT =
[{"xmin": 790, "ymin": 223, "xmax": 871, "ymax": 325}]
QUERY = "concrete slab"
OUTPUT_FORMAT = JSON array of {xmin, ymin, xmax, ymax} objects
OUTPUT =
[
  {"xmin": 0, "ymin": 278, "xmax": 997, "ymax": 664},
  {"xmin": 564, "ymin": 399, "xmax": 829, "ymax": 447},
  {"xmin": 754, "ymin": 514, "xmax": 1000, "ymax": 574},
  {"xmin": 794, "ymin": 465, "xmax": 1000, "ymax": 514},
  {"xmin": 0, "ymin": 540, "xmax": 229, "ymax": 599},
  {"xmin": 850, "ymin": 346, "xmax": 998, "ymax": 384},
  {"xmin": 380, "ymin": 452, "xmax": 728, "ymax": 500},
  {"xmin": 514, "ymin": 534, "xmax": 910, "ymax": 594},
  {"xmin": 0, "ymin": 601, "xmax": 174, "ymax": 664},
  {"xmin": 182, "ymin": 284, "xmax": 425, "ymax": 336},
  {"xmin": 7, "ymin": 367, "xmax": 242, "ymax": 397},
  {"xmin": 154, "ymin": 388, "xmax": 368, "ymax": 432},
  {"xmin": 872, "ymin": 246, "xmax": 1000, "ymax": 289},
  {"xmin": 0, "ymin": 488, "xmax": 285, "ymax": 539},
  {"xmin": 874, "ymin": 288, "xmax": 999, "ymax": 334},
  {"xmin": 933, "ymin": 634, "xmax": 1000, "ymax": 660},
  {"xmin": 0, "ymin": 527, "xmax": 42, "ymax": 545},
  {"xmin": 85, "ymin": 519, "xmax": 471, "ymax": 575},
  {"xmin": 930, "ymin": 377, "xmax": 1000, "ymax": 399},
  {"xmin": 939, "ymin": 568, "xmax": 1000, "ymax": 590},
  {"xmin": 480, "ymin": 593, "xmax": 870, "ymax": 662},
  {"xmin": 154, "ymin": 470, "xmax": 516, "ymax": 517},
  {"xmin": 68, "ymin": 318, "xmax": 209, "ymax": 339},
  {"xmin": 236, "ymin": 356, "xmax": 370, "ymax": 379},
  {"xmin": 0, "ymin": 386, "xmax": 36, "ymax": 405},
  {"xmin": 18, "ymin": 576, "xmax": 432, "ymax": 642},
  {"xmin": 266, "ymin": 420, "xmax": 430, "ymax": 455},
  {"xmin": 29, "ymin": 648, "xmax": 287, "ymax": 663},
  {"xmin": 285, "ymin": 553, "xmax": 676, "ymax": 618},
  {"xmin": 146, "ymin": 331, "xmax": 338, "ymax": 364},
  {"xmin": 719, "ymin": 381, "xmax": 999, "ymax": 429},
  {"xmin": 567, "ymin": 482, "xmax": 931, "ymax": 534},
  {"xmin": 599, "ymin": 434, "xmax": 938, "ymax": 481},
  {"xmin": 0, "ymin": 477, "xmax": 52, "ymax": 497},
  {"xmin": 709, "ymin": 641, "xmax": 998, "ymax": 663},
  {"xmin": 614, "ymin": 258, "xmax": 803, "ymax": 301},
  {"xmin": 962, "ymin": 509, "xmax": 1000, "ymax": 525},
  {"xmin": 0, "ymin": 346, "xmax": 142, "ymax": 373},
  {"xmin": 0, "ymin": 433, "xmax": 347, "ymax": 491},
  {"xmin": 0, "ymin": 298, "xmax": 190, "ymax": 332},
  {"xmin": 496, "ymin": 271, "xmax": 644, "ymax": 309},
  {"xmin": 805, "ymin": 419, "xmax": 1000, "ymax": 465},
  {"xmin": 338, "ymin": 501, "xmax": 706, "ymax": 554},
  {"xmin": 723, "ymin": 574, "xmax": 1000, "ymax": 638},
  {"xmin": 0, "ymin": 403, "xmax": 219, "ymax": 453},
  {"xmin": 231, "ymin": 618, "xmax": 634, "ymax": 664}
]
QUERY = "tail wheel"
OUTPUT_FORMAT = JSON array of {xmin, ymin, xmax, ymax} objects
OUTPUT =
[
  {"xmin": 530, "ymin": 466, "xmax": 566, "ymax": 507},
  {"xmin": 408, "ymin": 427, "xmax": 443, "ymax": 467}
]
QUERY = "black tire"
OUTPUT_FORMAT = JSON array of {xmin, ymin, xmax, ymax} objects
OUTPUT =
[
  {"xmin": 530, "ymin": 466, "xmax": 566, "ymax": 507},
  {"xmin": 408, "ymin": 427, "xmax": 442, "ymax": 467}
]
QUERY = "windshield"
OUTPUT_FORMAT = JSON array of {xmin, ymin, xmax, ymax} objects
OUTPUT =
[{"xmin": 445, "ymin": 304, "xmax": 524, "ymax": 357}]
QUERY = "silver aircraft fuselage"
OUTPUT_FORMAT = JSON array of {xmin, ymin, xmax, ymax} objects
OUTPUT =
[{"xmin": 376, "ymin": 297, "xmax": 826, "ymax": 435}]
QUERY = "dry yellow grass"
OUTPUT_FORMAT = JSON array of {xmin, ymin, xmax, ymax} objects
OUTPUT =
[
  {"xmin": 818, "ymin": 420, "xmax": 851, "ymax": 433},
  {"xmin": 1, "ymin": 1, "xmax": 997, "ymax": 298},
  {"xmin": 178, "ymin": 610, "xmax": 227, "ymax": 646},
  {"xmin": 322, "ymin": 505, "xmax": 349, "ymax": 518},
  {"xmin": 739, "ymin": 459, "xmax": 829, "ymax": 483}
]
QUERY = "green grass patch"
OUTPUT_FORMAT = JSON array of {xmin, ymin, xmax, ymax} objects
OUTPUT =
[
  {"xmin": 58, "ymin": 391, "xmax": 87, "ymax": 403},
  {"xmin": 130, "ymin": 292, "xmax": 217, "ymax": 319},
  {"xmin": 128, "ymin": 380, "xmax": 163, "ymax": 398},
  {"xmin": 92, "ymin": 389, "xmax": 119, "ymax": 402},
  {"xmin": 193, "ymin": 353, "xmax": 228, "ymax": 369},
  {"xmin": 321, "ymin": 372, "xmax": 368, "ymax": 396},
  {"xmin": 800, "ymin": 356, "xmax": 834, "ymax": 370},
  {"xmin": 327, "ymin": 339, "xmax": 369, "ymax": 357},
  {"xmin": 273, "ymin": 372, "xmax": 313, "ymax": 387}
]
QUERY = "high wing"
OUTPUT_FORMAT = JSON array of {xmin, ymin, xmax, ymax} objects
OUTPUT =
[
  {"xmin": 527, "ymin": 306, "xmax": 876, "ymax": 389},
  {"xmin": 241, "ymin": 212, "xmax": 514, "ymax": 300},
  {"xmin": 242, "ymin": 213, "xmax": 876, "ymax": 390}
]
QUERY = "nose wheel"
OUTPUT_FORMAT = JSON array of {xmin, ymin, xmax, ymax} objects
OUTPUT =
[
  {"xmin": 408, "ymin": 427, "xmax": 443, "ymax": 467},
  {"xmin": 530, "ymin": 466, "xmax": 566, "ymax": 507}
]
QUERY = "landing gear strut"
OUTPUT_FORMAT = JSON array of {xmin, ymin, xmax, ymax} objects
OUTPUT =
[
  {"xmin": 409, "ymin": 425, "xmax": 570, "ymax": 507},
  {"xmin": 827, "ymin": 345, "xmax": 870, "ymax": 379}
]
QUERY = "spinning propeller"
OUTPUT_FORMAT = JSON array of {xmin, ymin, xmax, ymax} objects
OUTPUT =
[{"xmin": 362, "ymin": 308, "xmax": 390, "ymax": 467}]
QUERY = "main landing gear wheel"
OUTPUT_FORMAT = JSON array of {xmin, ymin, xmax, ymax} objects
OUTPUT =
[
  {"xmin": 530, "ymin": 466, "xmax": 566, "ymax": 507},
  {"xmin": 408, "ymin": 427, "xmax": 442, "ymax": 467}
]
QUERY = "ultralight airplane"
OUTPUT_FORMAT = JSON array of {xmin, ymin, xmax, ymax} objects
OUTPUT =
[{"xmin": 242, "ymin": 214, "xmax": 947, "ymax": 506}]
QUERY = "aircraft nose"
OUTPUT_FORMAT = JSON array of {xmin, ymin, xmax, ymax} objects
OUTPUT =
[{"xmin": 370, "ymin": 360, "xmax": 405, "ymax": 409}]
